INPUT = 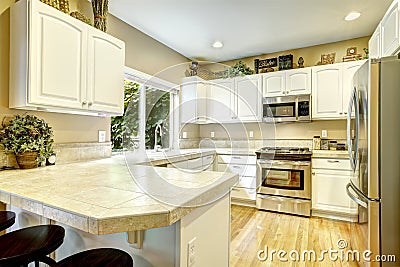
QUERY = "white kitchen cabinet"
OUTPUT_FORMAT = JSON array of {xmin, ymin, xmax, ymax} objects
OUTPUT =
[
  {"xmin": 180, "ymin": 76, "xmax": 207, "ymax": 124},
  {"xmin": 285, "ymin": 68, "xmax": 311, "ymax": 96},
  {"xmin": 381, "ymin": 0, "xmax": 400, "ymax": 57},
  {"xmin": 206, "ymin": 78, "xmax": 234, "ymax": 123},
  {"xmin": 86, "ymin": 28, "xmax": 125, "ymax": 114},
  {"xmin": 312, "ymin": 64, "xmax": 343, "ymax": 119},
  {"xmin": 312, "ymin": 60, "xmax": 366, "ymax": 120},
  {"xmin": 234, "ymin": 74, "xmax": 262, "ymax": 121},
  {"xmin": 369, "ymin": 24, "xmax": 382, "ymax": 59},
  {"xmin": 262, "ymin": 68, "xmax": 311, "ymax": 97},
  {"xmin": 311, "ymin": 157, "xmax": 358, "ymax": 222},
  {"xmin": 9, "ymin": 0, "xmax": 125, "ymax": 116},
  {"xmin": 217, "ymin": 154, "xmax": 257, "ymax": 206},
  {"xmin": 262, "ymin": 72, "xmax": 285, "ymax": 97}
]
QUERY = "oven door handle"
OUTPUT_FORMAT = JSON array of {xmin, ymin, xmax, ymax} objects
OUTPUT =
[{"xmin": 258, "ymin": 160, "xmax": 310, "ymax": 167}]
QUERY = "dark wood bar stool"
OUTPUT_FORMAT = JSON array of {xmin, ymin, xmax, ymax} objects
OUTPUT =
[
  {"xmin": 0, "ymin": 224, "xmax": 65, "ymax": 267},
  {"xmin": 54, "ymin": 248, "xmax": 134, "ymax": 267},
  {"xmin": 0, "ymin": 211, "xmax": 16, "ymax": 232}
]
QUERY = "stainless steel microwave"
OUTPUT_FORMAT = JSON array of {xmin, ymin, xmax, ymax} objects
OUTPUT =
[{"xmin": 263, "ymin": 94, "xmax": 311, "ymax": 122}]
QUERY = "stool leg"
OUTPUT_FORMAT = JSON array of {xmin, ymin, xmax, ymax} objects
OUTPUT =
[{"xmin": 35, "ymin": 260, "xmax": 39, "ymax": 267}]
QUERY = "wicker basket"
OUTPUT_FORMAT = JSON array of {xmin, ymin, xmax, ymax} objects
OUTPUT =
[
  {"xmin": 16, "ymin": 151, "xmax": 38, "ymax": 169},
  {"xmin": 58, "ymin": 0, "xmax": 69, "ymax": 14},
  {"xmin": 70, "ymin": 11, "xmax": 92, "ymax": 26},
  {"xmin": 40, "ymin": 0, "xmax": 60, "ymax": 9}
]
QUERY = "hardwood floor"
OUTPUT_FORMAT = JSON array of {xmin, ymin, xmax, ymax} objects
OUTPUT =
[{"xmin": 230, "ymin": 205, "xmax": 367, "ymax": 267}]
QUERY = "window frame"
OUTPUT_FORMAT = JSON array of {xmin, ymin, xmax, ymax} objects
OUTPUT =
[{"xmin": 123, "ymin": 67, "xmax": 179, "ymax": 150}]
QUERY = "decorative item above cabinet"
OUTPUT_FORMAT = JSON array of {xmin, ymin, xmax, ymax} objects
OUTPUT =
[{"xmin": 9, "ymin": 0, "xmax": 125, "ymax": 116}]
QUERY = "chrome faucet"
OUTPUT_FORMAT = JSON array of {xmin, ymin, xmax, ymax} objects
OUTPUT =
[{"xmin": 154, "ymin": 123, "xmax": 163, "ymax": 151}]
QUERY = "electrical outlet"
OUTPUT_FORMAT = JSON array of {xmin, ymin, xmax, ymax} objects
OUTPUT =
[
  {"xmin": 182, "ymin": 132, "xmax": 188, "ymax": 139},
  {"xmin": 187, "ymin": 237, "xmax": 196, "ymax": 267},
  {"xmin": 321, "ymin": 130, "xmax": 328, "ymax": 138},
  {"xmin": 249, "ymin": 131, "xmax": 254, "ymax": 138},
  {"xmin": 98, "ymin": 130, "xmax": 106, "ymax": 143},
  {"xmin": 211, "ymin": 131, "xmax": 215, "ymax": 138}
]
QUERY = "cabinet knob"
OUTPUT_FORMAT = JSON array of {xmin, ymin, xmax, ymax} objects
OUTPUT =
[
  {"xmin": 82, "ymin": 101, "xmax": 87, "ymax": 105},
  {"xmin": 339, "ymin": 112, "xmax": 343, "ymax": 115},
  {"xmin": 88, "ymin": 102, "xmax": 93, "ymax": 106},
  {"xmin": 312, "ymin": 172, "xmax": 315, "ymax": 175},
  {"xmin": 344, "ymin": 112, "xmax": 348, "ymax": 115}
]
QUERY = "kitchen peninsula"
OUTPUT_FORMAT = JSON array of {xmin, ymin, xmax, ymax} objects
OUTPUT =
[{"xmin": 0, "ymin": 153, "xmax": 238, "ymax": 267}]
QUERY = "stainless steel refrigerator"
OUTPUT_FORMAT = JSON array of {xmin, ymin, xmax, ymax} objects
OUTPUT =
[{"xmin": 346, "ymin": 56, "xmax": 400, "ymax": 266}]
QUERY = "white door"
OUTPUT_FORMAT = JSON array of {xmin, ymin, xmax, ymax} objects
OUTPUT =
[
  {"xmin": 87, "ymin": 28, "xmax": 125, "ymax": 114},
  {"xmin": 30, "ymin": 0, "xmax": 87, "ymax": 109},
  {"xmin": 381, "ymin": 0, "xmax": 399, "ymax": 56},
  {"xmin": 369, "ymin": 25, "xmax": 381, "ymax": 59},
  {"xmin": 262, "ymin": 72, "xmax": 285, "ymax": 97},
  {"xmin": 235, "ymin": 75, "xmax": 262, "ymax": 121},
  {"xmin": 342, "ymin": 60, "xmax": 366, "ymax": 117},
  {"xmin": 285, "ymin": 68, "xmax": 311, "ymax": 95},
  {"xmin": 207, "ymin": 78, "xmax": 234, "ymax": 122},
  {"xmin": 312, "ymin": 65, "xmax": 343, "ymax": 119}
]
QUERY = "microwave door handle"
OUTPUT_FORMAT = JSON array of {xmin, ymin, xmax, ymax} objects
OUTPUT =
[{"xmin": 346, "ymin": 183, "xmax": 368, "ymax": 208}]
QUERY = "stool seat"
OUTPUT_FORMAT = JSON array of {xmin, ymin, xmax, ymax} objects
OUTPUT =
[
  {"xmin": 0, "ymin": 225, "xmax": 65, "ymax": 266},
  {"xmin": 54, "ymin": 248, "xmax": 133, "ymax": 267},
  {"xmin": 0, "ymin": 211, "xmax": 16, "ymax": 232}
]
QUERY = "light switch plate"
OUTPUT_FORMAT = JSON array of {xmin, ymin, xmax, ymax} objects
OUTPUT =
[
  {"xmin": 182, "ymin": 132, "xmax": 188, "ymax": 139},
  {"xmin": 249, "ymin": 131, "xmax": 254, "ymax": 138},
  {"xmin": 211, "ymin": 132, "xmax": 215, "ymax": 138},
  {"xmin": 321, "ymin": 130, "xmax": 328, "ymax": 138},
  {"xmin": 187, "ymin": 237, "xmax": 196, "ymax": 267},
  {"xmin": 98, "ymin": 130, "xmax": 106, "ymax": 143}
]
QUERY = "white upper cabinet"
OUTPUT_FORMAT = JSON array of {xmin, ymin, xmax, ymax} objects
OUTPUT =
[
  {"xmin": 207, "ymin": 78, "xmax": 234, "ymax": 123},
  {"xmin": 312, "ymin": 64, "xmax": 343, "ymax": 119},
  {"xmin": 262, "ymin": 68, "xmax": 311, "ymax": 97},
  {"xmin": 381, "ymin": 0, "xmax": 400, "ymax": 57},
  {"xmin": 180, "ymin": 76, "xmax": 207, "ymax": 124},
  {"xmin": 369, "ymin": 24, "xmax": 381, "ymax": 59},
  {"xmin": 262, "ymin": 72, "xmax": 285, "ymax": 97},
  {"xmin": 234, "ymin": 74, "xmax": 262, "ymax": 121},
  {"xmin": 312, "ymin": 60, "xmax": 366, "ymax": 120},
  {"xmin": 9, "ymin": 0, "xmax": 125, "ymax": 116},
  {"xmin": 86, "ymin": 28, "xmax": 125, "ymax": 114},
  {"xmin": 285, "ymin": 68, "xmax": 312, "ymax": 96}
]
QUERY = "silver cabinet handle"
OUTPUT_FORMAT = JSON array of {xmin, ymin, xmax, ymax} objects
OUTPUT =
[
  {"xmin": 232, "ymin": 156, "xmax": 242, "ymax": 159},
  {"xmin": 232, "ymin": 165, "xmax": 241, "ymax": 169},
  {"xmin": 231, "ymin": 188, "xmax": 240, "ymax": 191},
  {"xmin": 327, "ymin": 160, "xmax": 340, "ymax": 163}
]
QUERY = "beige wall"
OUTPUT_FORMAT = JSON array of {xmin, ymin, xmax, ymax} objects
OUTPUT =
[
  {"xmin": 220, "ymin": 36, "xmax": 369, "ymax": 70},
  {"xmin": 0, "ymin": 0, "xmax": 188, "ymax": 143}
]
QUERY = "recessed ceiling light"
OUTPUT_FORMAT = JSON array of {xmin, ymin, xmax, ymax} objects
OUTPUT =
[
  {"xmin": 345, "ymin": 12, "xmax": 361, "ymax": 21},
  {"xmin": 212, "ymin": 41, "xmax": 223, "ymax": 48}
]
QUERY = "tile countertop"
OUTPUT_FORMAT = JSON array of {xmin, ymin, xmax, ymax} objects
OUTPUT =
[{"xmin": 0, "ymin": 154, "xmax": 238, "ymax": 235}]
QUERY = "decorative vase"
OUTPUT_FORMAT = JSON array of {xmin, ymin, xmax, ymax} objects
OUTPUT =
[
  {"xmin": 16, "ymin": 151, "xmax": 39, "ymax": 169},
  {"xmin": 92, "ymin": 0, "xmax": 108, "ymax": 32}
]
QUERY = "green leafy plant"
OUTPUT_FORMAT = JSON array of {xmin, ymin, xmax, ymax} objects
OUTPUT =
[
  {"xmin": 111, "ymin": 81, "xmax": 170, "ymax": 150},
  {"xmin": 222, "ymin": 60, "xmax": 255, "ymax": 78},
  {"xmin": 0, "ymin": 114, "xmax": 54, "ymax": 162}
]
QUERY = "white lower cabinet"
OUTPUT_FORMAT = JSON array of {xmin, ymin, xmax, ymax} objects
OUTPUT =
[
  {"xmin": 167, "ymin": 154, "xmax": 216, "ymax": 171},
  {"xmin": 217, "ymin": 154, "xmax": 257, "ymax": 206},
  {"xmin": 311, "ymin": 157, "xmax": 358, "ymax": 222}
]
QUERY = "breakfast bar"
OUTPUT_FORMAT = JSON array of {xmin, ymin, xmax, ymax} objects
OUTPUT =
[{"xmin": 0, "ymin": 154, "xmax": 238, "ymax": 267}]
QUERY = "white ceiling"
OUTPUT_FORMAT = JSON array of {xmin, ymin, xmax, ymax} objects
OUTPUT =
[{"xmin": 109, "ymin": 0, "xmax": 392, "ymax": 62}]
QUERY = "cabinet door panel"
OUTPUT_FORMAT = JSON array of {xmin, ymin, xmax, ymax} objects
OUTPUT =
[
  {"xmin": 207, "ymin": 78, "xmax": 234, "ymax": 122},
  {"xmin": 262, "ymin": 72, "xmax": 285, "ymax": 97},
  {"xmin": 235, "ymin": 75, "xmax": 262, "ymax": 121},
  {"xmin": 369, "ymin": 25, "xmax": 381, "ymax": 59},
  {"xmin": 312, "ymin": 66, "xmax": 342, "ymax": 119},
  {"xmin": 381, "ymin": 1, "xmax": 399, "ymax": 56},
  {"xmin": 87, "ymin": 29, "xmax": 125, "ymax": 114},
  {"xmin": 342, "ymin": 60, "xmax": 365, "ymax": 116},
  {"xmin": 312, "ymin": 173, "xmax": 357, "ymax": 214},
  {"xmin": 285, "ymin": 68, "xmax": 311, "ymax": 95},
  {"xmin": 30, "ymin": 1, "xmax": 86, "ymax": 108}
]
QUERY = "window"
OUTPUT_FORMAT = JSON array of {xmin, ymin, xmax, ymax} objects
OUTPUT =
[{"xmin": 111, "ymin": 67, "xmax": 178, "ymax": 151}]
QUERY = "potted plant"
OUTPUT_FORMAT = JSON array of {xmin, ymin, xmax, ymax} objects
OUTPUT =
[{"xmin": 0, "ymin": 114, "xmax": 54, "ymax": 169}]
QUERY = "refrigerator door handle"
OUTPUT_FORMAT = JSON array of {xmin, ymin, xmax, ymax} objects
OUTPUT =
[
  {"xmin": 347, "ymin": 87, "xmax": 360, "ymax": 172},
  {"xmin": 346, "ymin": 183, "xmax": 368, "ymax": 208}
]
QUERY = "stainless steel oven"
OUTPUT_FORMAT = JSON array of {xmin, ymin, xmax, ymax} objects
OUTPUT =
[
  {"xmin": 263, "ymin": 94, "xmax": 311, "ymax": 123},
  {"xmin": 256, "ymin": 147, "xmax": 312, "ymax": 217}
]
